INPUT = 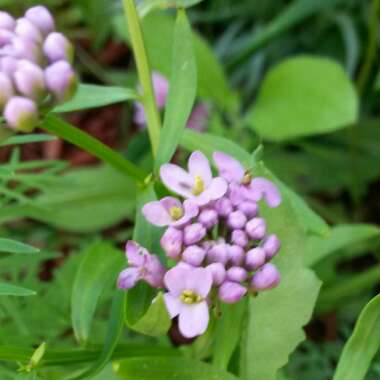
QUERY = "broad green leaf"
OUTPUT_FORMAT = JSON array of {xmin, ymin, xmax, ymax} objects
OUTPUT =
[
  {"xmin": 114, "ymin": 357, "xmax": 240, "ymax": 380},
  {"xmin": 0, "ymin": 134, "xmax": 56, "ymax": 146},
  {"xmin": 333, "ymin": 294, "xmax": 380, "ymax": 380},
  {"xmin": 0, "ymin": 283, "xmax": 36, "ymax": 297},
  {"xmin": 0, "ymin": 165, "xmax": 136, "ymax": 232},
  {"xmin": 155, "ymin": 9, "xmax": 197, "ymax": 168},
  {"xmin": 240, "ymin": 162, "xmax": 321, "ymax": 380},
  {"xmin": 125, "ymin": 183, "xmax": 163, "ymax": 330},
  {"xmin": 213, "ymin": 300, "xmax": 247, "ymax": 370},
  {"xmin": 114, "ymin": 11, "xmax": 235, "ymax": 110},
  {"xmin": 0, "ymin": 238, "xmax": 39, "ymax": 254},
  {"xmin": 247, "ymin": 56, "xmax": 359, "ymax": 141},
  {"xmin": 71, "ymin": 241, "xmax": 124, "ymax": 343},
  {"xmin": 54, "ymin": 84, "xmax": 138, "ymax": 113},
  {"xmin": 180, "ymin": 129, "xmax": 329, "ymax": 236},
  {"xmin": 139, "ymin": 0, "xmax": 204, "ymax": 15},
  {"xmin": 127, "ymin": 292, "xmax": 171, "ymax": 337},
  {"xmin": 306, "ymin": 224, "xmax": 380, "ymax": 266}
]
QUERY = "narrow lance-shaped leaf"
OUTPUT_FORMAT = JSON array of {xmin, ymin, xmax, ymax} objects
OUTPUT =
[
  {"xmin": 0, "ymin": 283, "xmax": 36, "ymax": 297},
  {"xmin": 333, "ymin": 294, "xmax": 380, "ymax": 380},
  {"xmin": 0, "ymin": 238, "xmax": 39, "ymax": 254},
  {"xmin": 155, "ymin": 8, "xmax": 197, "ymax": 169}
]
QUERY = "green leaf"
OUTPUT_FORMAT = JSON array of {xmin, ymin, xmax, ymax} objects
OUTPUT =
[
  {"xmin": 306, "ymin": 224, "xmax": 380, "ymax": 266},
  {"xmin": 247, "ymin": 56, "xmax": 359, "ymax": 141},
  {"xmin": 138, "ymin": 0, "xmax": 204, "ymax": 15},
  {"xmin": 0, "ymin": 283, "xmax": 36, "ymax": 297},
  {"xmin": 71, "ymin": 241, "xmax": 124, "ymax": 343},
  {"xmin": 54, "ymin": 84, "xmax": 138, "ymax": 113},
  {"xmin": 0, "ymin": 134, "xmax": 57, "ymax": 147},
  {"xmin": 333, "ymin": 294, "xmax": 380, "ymax": 380},
  {"xmin": 114, "ymin": 11, "xmax": 235, "ymax": 110},
  {"xmin": 0, "ymin": 238, "xmax": 39, "ymax": 254},
  {"xmin": 125, "ymin": 183, "xmax": 163, "ymax": 330},
  {"xmin": 155, "ymin": 9, "xmax": 197, "ymax": 168},
  {"xmin": 240, "ymin": 162, "xmax": 321, "ymax": 380},
  {"xmin": 127, "ymin": 292, "xmax": 171, "ymax": 337},
  {"xmin": 114, "ymin": 357, "xmax": 240, "ymax": 380}
]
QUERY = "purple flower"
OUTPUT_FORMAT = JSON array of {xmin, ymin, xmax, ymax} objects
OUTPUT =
[
  {"xmin": 227, "ymin": 210, "xmax": 247, "ymax": 230},
  {"xmin": 238, "ymin": 201, "xmax": 258, "ymax": 218},
  {"xmin": 118, "ymin": 241, "xmax": 165, "ymax": 289},
  {"xmin": 218, "ymin": 281, "xmax": 247, "ymax": 304},
  {"xmin": 213, "ymin": 151, "xmax": 246, "ymax": 184},
  {"xmin": 5, "ymin": 37, "xmax": 42, "ymax": 63},
  {"xmin": 186, "ymin": 102, "xmax": 209, "ymax": 131},
  {"xmin": 243, "ymin": 178, "xmax": 282, "ymax": 208},
  {"xmin": 184, "ymin": 223, "xmax": 206, "ymax": 245},
  {"xmin": 0, "ymin": 29, "xmax": 14, "ymax": 47},
  {"xmin": 198, "ymin": 208, "xmax": 218, "ymax": 229},
  {"xmin": 164, "ymin": 265, "xmax": 212, "ymax": 338},
  {"xmin": 245, "ymin": 247, "xmax": 266, "ymax": 270},
  {"xmin": 262, "ymin": 234, "xmax": 281, "ymax": 259},
  {"xmin": 160, "ymin": 151, "xmax": 227, "ymax": 206},
  {"xmin": 160, "ymin": 227, "xmax": 183, "ymax": 259},
  {"xmin": 14, "ymin": 60, "xmax": 46, "ymax": 101},
  {"xmin": 228, "ymin": 244, "xmax": 245, "ymax": 266},
  {"xmin": 251, "ymin": 263, "xmax": 280, "ymax": 291},
  {"xmin": 182, "ymin": 245, "xmax": 206, "ymax": 266},
  {"xmin": 206, "ymin": 262, "xmax": 226, "ymax": 285},
  {"xmin": 0, "ymin": 11, "xmax": 15, "ymax": 31},
  {"xmin": 4, "ymin": 96, "xmax": 38, "ymax": 132},
  {"xmin": 142, "ymin": 197, "xmax": 198, "ymax": 228},
  {"xmin": 15, "ymin": 17, "xmax": 43, "ymax": 43},
  {"xmin": 0, "ymin": 57, "xmax": 17, "ymax": 76},
  {"xmin": 0, "ymin": 72, "xmax": 13, "ymax": 108},
  {"xmin": 25, "ymin": 6, "xmax": 55, "ymax": 35},
  {"xmin": 207, "ymin": 243, "xmax": 229, "ymax": 265},
  {"xmin": 245, "ymin": 217, "xmax": 267, "ymax": 240},
  {"xmin": 43, "ymin": 32, "xmax": 74, "ymax": 63},
  {"xmin": 226, "ymin": 266, "xmax": 248, "ymax": 282},
  {"xmin": 214, "ymin": 197, "xmax": 233, "ymax": 217},
  {"xmin": 231, "ymin": 230, "xmax": 248, "ymax": 248}
]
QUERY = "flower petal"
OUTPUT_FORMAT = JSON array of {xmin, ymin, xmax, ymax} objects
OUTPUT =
[
  {"xmin": 206, "ymin": 177, "xmax": 228, "ymax": 201},
  {"xmin": 172, "ymin": 199, "xmax": 199, "ymax": 227},
  {"xmin": 142, "ymin": 200, "xmax": 172, "ymax": 227},
  {"xmin": 213, "ymin": 151, "xmax": 245, "ymax": 183},
  {"xmin": 117, "ymin": 267, "xmax": 141, "ymax": 289},
  {"xmin": 160, "ymin": 196, "xmax": 182, "ymax": 212},
  {"xmin": 185, "ymin": 267, "xmax": 212, "ymax": 298},
  {"xmin": 247, "ymin": 178, "xmax": 282, "ymax": 208},
  {"xmin": 125, "ymin": 240, "xmax": 144, "ymax": 267},
  {"xmin": 164, "ymin": 265, "xmax": 188, "ymax": 296},
  {"xmin": 179, "ymin": 302, "xmax": 209, "ymax": 338},
  {"xmin": 164, "ymin": 293, "xmax": 182, "ymax": 318},
  {"xmin": 188, "ymin": 151, "xmax": 212, "ymax": 186},
  {"xmin": 160, "ymin": 163, "xmax": 194, "ymax": 198}
]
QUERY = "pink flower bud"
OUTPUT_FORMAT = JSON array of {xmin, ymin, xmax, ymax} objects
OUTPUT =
[
  {"xmin": 250, "ymin": 263, "xmax": 280, "ymax": 291},
  {"xmin": 0, "ymin": 29, "xmax": 14, "ymax": 47},
  {"xmin": 227, "ymin": 266, "xmax": 248, "ymax": 282},
  {"xmin": 44, "ymin": 61, "xmax": 77, "ymax": 103},
  {"xmin": 214, "ymin": 197, "xmax": 233, "ymax": 217},
  {"xmin": 4, "ymin": 96, "xmax": 38, "ymax": 132},
  {"xmin": 198, "ymin": 208, "xmax": 218, "ymax": 229},
  {"xmin": 0, "ymin": 72, "xmax": 14, "ymax": 108},
  {"xmin": 15, "ymin": 18, "xmax": 43, "ymax": 43},
  {"xmin": 184, "ymin": 223, "xmax": 206, "ymax": 245},
  {"xmin": 206, "ymin": 263, "xmax": 226, "ymax": 285},
  {"xmin": 43, "ymin": 32, "xmax": 74, "ymax": 63},
  {"xmin": 231, "ymin": 229, "xmax": 248, "ymax": 248},
  {"xmin": 208, "ymin": 243, "xmax": 229, "ymax": 265},
  {"xmin": 262, "ymin": 234, "xmax": 281, "ymax": 259},
  {"xmin": 227, "ymin": 210, "xmax": 247, "ymax": 230},
  {"xmin": 0, "ymin": 11, "xmax": 15, "ymax": 31},
  {"xmin": 218, "ymin": 281, "xmax": 247, "ymax": 304},
  {"xmin": 160, "ymin": 227, "xmax": 182, "ymax": 259},
  {"xmin": 228, "ymin": 245, "xmax": 245, "ymax": 265},
  {"xmin": 25, "ymin": 6, "xmax": 55, "ymax": 35},
  {"xmin": 14, "ymin": 60, "xmax": 46, "ymax": 101},
  {"xmin": 246, "ymin": 217, "xmax": 266, "ymax": 240},
  {"xmin": 182, "ymin": 245, "xmax": 206, "ymax": 266},
  {"xmin": 238, "ymin": 201, "xmax": 258, "ymax": 218},
  {"xmin": 0, "ymin": 57, "xmax": 18, "ymax": 76},
  {"xmin": 245, "ymin": 247, "xmax": 266, "ymax": 270}
]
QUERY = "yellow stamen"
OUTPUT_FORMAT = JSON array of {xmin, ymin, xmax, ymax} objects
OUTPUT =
[
  {"xmin": 180, "ymin": 289, "xmax": 202, "ymax": 304},
  {"xmin": 192, "ymin": 175, "xmax": 204, "ymax": 195},
  {"xmin": 169, "ymin": 206, "xmax": 184, "ymax": 220}
]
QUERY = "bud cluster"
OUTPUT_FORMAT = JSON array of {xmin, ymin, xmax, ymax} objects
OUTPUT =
[
  {"xmin": 118, "ymin": 151, "xmax": 283, "ymax": 338},
  {"xmin": 0, "ymin": 6, "xmax": 77, "ymax": 131}
]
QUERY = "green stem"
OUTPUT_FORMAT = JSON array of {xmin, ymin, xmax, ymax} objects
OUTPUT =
[
  {"xmin": 356, "ymin": 0, "xmax": 380, "ymax": 94},
  {"xmin": 122, "ymin": 0, "xmax": 161, "ymax": 156},
  {"xmin": 41, "ymin": 114, "xmax": 147, "ymax": 182}
]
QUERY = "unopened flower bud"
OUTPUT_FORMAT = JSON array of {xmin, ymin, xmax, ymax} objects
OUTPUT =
[
  {"xmin": 250, "ymin": 263, "xmax": 280, "ymax": 291},
  {"xmin": 176, "ymin": 261, "xmax": 195, "ymax": 270},
  {"xmin": 0, "ymin": 72, "xmax": 14, "ymax": 108},
  {"xmin": 25, "ymin": 6, "xmax": 55, "ymax": 35},
  {"xmin": 44, "ymin": 61, "xmax": 77, "ymax": 103},
  {"xmin": 262, "ymin": 234, "xmax": 281, "ymax": 259},
  {"xmin": 218, "ymin": 281, "xmax": 247, "ymax": 304},
  {"xmin": 227, "ymin": 210, "xmax": 247, "ymax": 230},
  {"xmin": 118, "ymin": 267, "xmax": 140, "ymax": 290},
  {"xmin": 229, "ymin": 183, "xmax": 245, "ymax": 206},
  {"xmin": 43, "ymin": 32, "xmax": 74, "ymax": 63},
  {"xmin": 231, "ymin": 229, "xmax": 248, "ymax": 248},
  {"xmin": 208, "ymin": 243, "xmax": 229, "ymax": 265},
  {"xmin": 227, "ymin": 266, "xmax": 248, "ymax": 282},
  {"xmin": 214, "ymin": 197, "xmax": 233, "ymax": 217},
  {"xmin": 246, "ymin": 217, "xmax": 266, "ymax": 240},
  {"xmin": 14, "ymin": 60, "xmax": 45, "ymax": 101},
  {"xmin": 0, "ymin": 57, "xmax": 18, "ymax": 76},
  {"xmin": 228, "ymin": 244, "xmax": 245, "ymax": 266},
  {"xmin": 198, "ymin": 208, "xmax": 218, "ymax": 229},
  {"xmin": 15, "ymin": 17, "xmax": 42, "ymax": 43},
  {"xmin": 8, "ymin": 37, "xmax": 42, "ymax": 63},
  {"xmin": 0, "ymin": 11, "xmax": 15, "ymax": 31},
  {"xmin": 182, "ymin": 245, "xmax": 206, "ymax": 266},
  {"xmin": 238, "ymin": 201, "xmax": 258, "ymax": 218},
  {"xmin": 245, "ymin": 247, "xmax": 266, "ymax": 270},
  {"xmin": 160, "ymin": 227, "xmax": 182, "ymax": 259},
  {"xmin": 4, "ymin": 96, "xmax": 38, "ymax": 132},
  {"xmin": 0, "ymin": 29, "xmax": 14, "ymax": 47},
  {"xmin": 206, "ymin": 263, "xmax": 226, "ymax": 285},
  {"xmin": 184, "ymin": 223, "xmax": 206, "ymax": 245}
]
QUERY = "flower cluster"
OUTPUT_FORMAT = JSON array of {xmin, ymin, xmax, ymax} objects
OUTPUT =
[
  {"xmin": 0, "ymin": 6, "xmax": 77, "ymax": 132},
  {"xmin": 118, "ymin": 151, "xmax": 282, "ymax": 338},
  {"xmin": 134, "ymin": 72, "xmax": 209, "ymax": 132}
]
